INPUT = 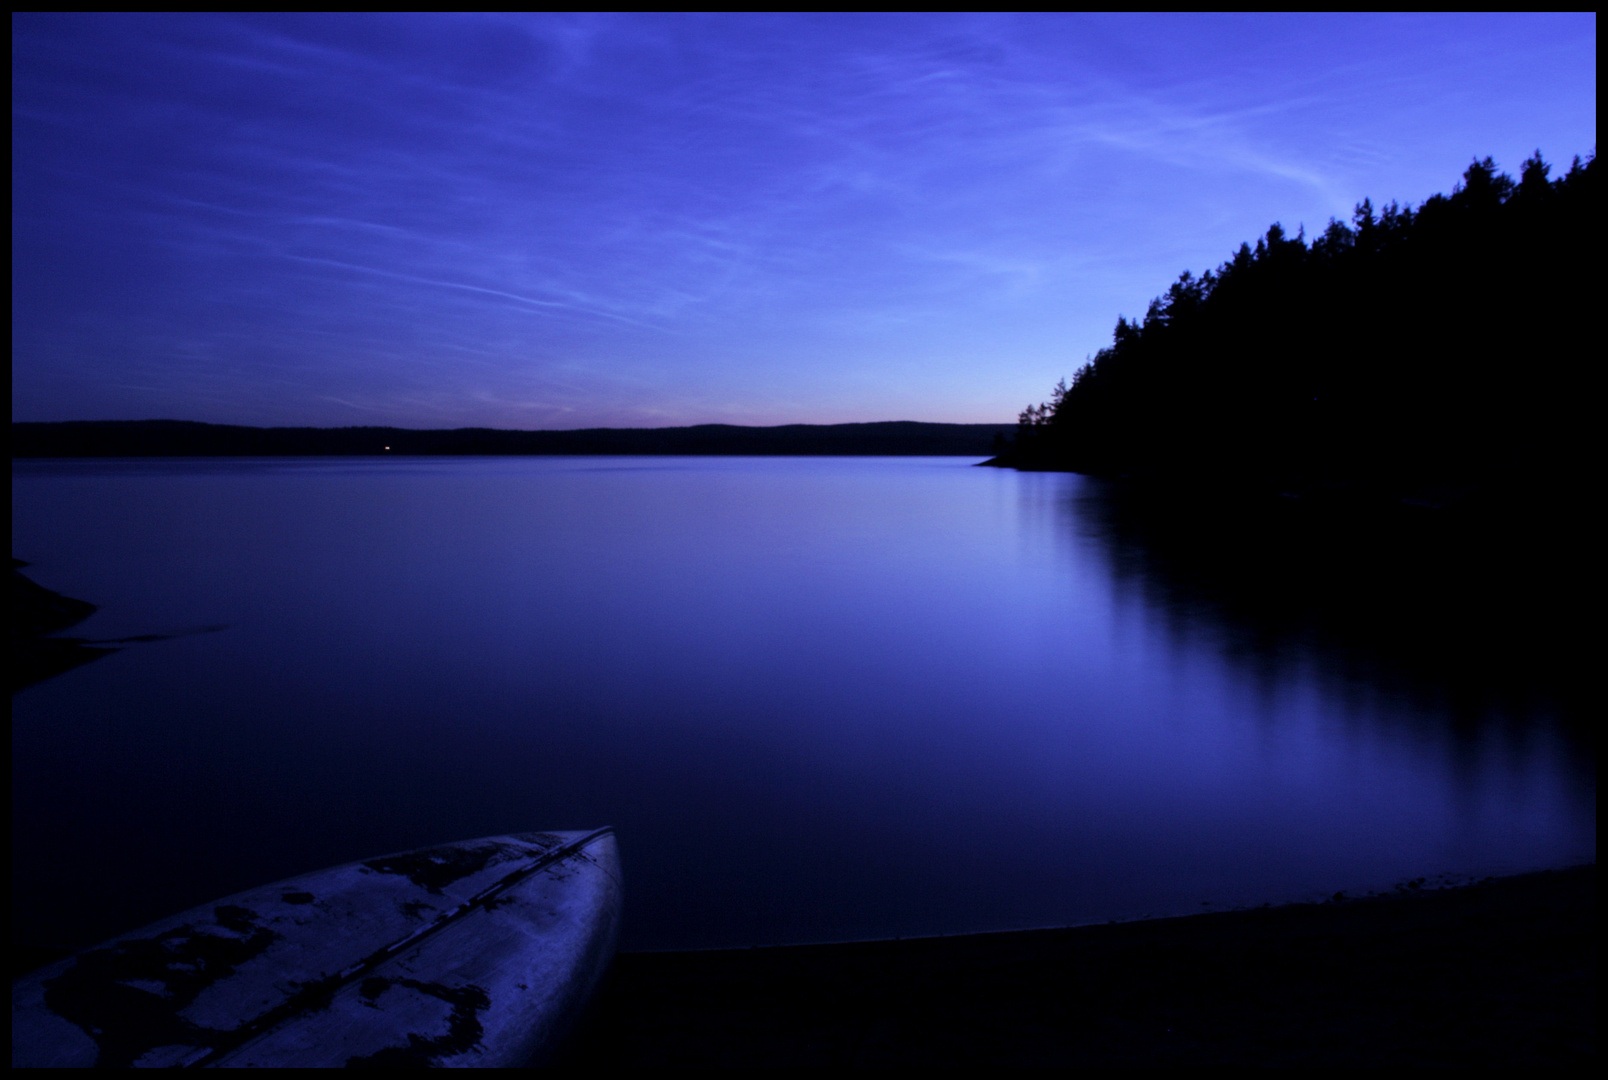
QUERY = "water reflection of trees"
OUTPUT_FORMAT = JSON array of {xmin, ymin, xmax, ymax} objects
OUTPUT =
[{"xmin": 1061, "ymin": 476, "xmax": 1590, "ymax": 756}]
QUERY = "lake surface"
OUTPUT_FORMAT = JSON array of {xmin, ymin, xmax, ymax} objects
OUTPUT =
[{"xmin": 11, "ymin": 456, "xmax": 1594, "ymax": 951}]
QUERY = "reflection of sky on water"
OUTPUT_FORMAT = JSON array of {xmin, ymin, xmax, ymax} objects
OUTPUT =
[{"xmin": 11, "ymin": 458, "xmax": 1593, "ymax": 951}]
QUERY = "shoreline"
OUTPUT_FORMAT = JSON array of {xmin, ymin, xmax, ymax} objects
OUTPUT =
[
  {"xmin": 11, "ymin": 419, "xmax": 1012, "ymax": 458},
  {"xmin": 10, "ymin": 559, "xmax": 116, "ymax": 693},
  {"xmin": 11, "ymin": 865, "xmax": 1592, "ymax": 1063},
  {"xmin": 559, "ymin": 864, "xmax": 1594, "ymax": 1065}
]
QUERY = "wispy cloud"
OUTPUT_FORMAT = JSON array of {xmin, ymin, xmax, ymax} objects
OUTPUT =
[
  {"xmin": 281, "ymin": 255, "xmax": 659, "ymax": 328},
  {"xmin": 12, "ymin": 12, "xmax": 1596, "ymax": 426}
]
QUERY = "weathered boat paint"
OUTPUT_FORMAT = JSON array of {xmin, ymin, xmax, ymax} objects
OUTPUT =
[{"xmin": 11, "ymin": 829, "xmax": 621, "ymax": 1067}]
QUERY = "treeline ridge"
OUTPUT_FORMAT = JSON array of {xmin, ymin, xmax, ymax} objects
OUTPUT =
[
  {"xmin": 996, "ymin": 150, "xmax": 1596, "ymax": 515},
  {"xmin": 11, "ymin": 419, "xmax": 1013, "ymax": 458}
]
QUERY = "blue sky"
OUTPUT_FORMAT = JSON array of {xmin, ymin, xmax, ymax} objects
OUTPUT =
[{"xmin": 12, "ymin": 13, "xmax": 1596, "ymax": 429}]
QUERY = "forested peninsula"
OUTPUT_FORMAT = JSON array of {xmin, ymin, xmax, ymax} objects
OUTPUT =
[
  {"xmin": 990, "ymin": 151, "xmax": 1595, "ymax": 516},
  {"xmin": 11, "ymin": 420, "xmax": 1011, "ymax": 458}
]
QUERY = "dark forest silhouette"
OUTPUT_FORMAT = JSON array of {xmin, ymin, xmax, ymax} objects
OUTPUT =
[{"xmin": 993, "ymin": 151, "xmax": 1596, "ymax": 515}]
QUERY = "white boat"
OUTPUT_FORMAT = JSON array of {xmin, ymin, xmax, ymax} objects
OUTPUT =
[{"xmin": 11, "ymin": 829, "xmax": 621, "ymax": 1067}]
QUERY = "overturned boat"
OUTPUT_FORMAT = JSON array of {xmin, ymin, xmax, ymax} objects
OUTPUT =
[{"xmin": 12, "ymin": 828, "xmax": 621, "ymax": 1067}]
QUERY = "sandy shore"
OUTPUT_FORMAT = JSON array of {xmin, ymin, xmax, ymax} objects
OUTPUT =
[{"xmin": 558, "ymin": 865, "xmax": 1594, "ymax": 1066}]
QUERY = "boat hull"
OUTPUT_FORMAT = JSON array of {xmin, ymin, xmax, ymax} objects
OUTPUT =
[{"xmin": 12, "ymin": 829, "xmax": 621, "ymax": 1068}]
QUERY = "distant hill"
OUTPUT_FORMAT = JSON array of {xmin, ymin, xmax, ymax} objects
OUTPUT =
[{"xmin": 10, "ymin": 419, "xmax": 1013, "ymax": 458}]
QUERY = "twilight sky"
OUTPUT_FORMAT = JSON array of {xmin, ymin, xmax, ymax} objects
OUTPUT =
[{"xmin": 12, "ymin": 13, "xmax": 1596, "ymax": 430}]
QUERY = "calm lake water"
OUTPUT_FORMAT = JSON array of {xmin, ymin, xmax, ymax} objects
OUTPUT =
[{"xmin": 11, "ymin": 456, "xmax": 1594, "ymax": 951}]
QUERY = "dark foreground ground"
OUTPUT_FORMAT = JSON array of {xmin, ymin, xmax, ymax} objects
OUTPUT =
[
  {"xmin": 559, "ymin": 865, "xmax": 1594, "ymax": 1066},
  {"xmin": 8, "ymin": 865, "xmax": 1592, "ymax": 1065}
]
